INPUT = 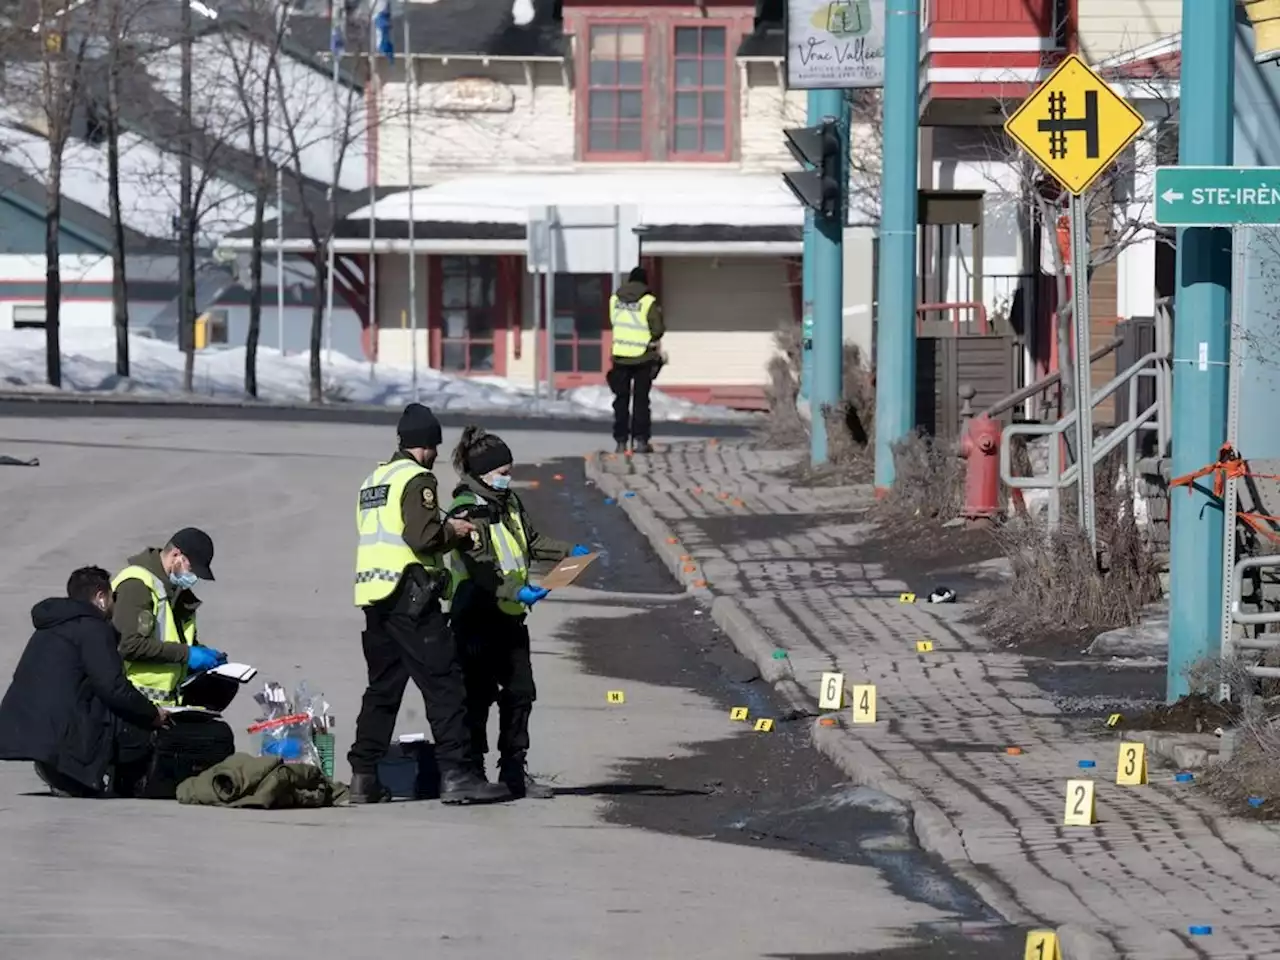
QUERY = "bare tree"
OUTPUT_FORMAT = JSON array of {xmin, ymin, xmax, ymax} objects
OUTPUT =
[
  {"xmin": 272, "ymin": 30, "xmax": 368, "ymax": 403},
  {"xmin": 28, "ymin": 0, "xmax": 99, "ymax": 387},
  {"xmin": 219, "ymin": 1, "xmax": 291, "ymax": 397}
]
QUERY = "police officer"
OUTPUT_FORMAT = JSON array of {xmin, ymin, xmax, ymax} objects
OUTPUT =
[
  {"xmin": 447, "ymin": 425, "xmax": 589, "ymax": 798},
  {"xmin": 606, "ymin": 266, "xmax": 665, "ymax": 455},
  {"xmin": 111, "ymin": 527, "xmax": 226, "ymax": 706},
  {"xmin": 348, "ymin": 403, "xmax": 510, "ymax": 805}
]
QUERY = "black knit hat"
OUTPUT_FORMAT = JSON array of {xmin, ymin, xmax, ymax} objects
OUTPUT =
[
  {"xmin": 397, "ymin": 403, "xmax": 442, "ymax": 449},
  {"xmin": 467, "ymin": 436, "xmax": 513, "ymax": 477}
]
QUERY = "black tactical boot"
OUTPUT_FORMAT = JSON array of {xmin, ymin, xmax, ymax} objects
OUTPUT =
[
  {"xmin": 632, "ymin": 439, "xmax": 653, "ymax": 455},
  {"xmin": 615, "ymin": 440, "xmax": 629, "ymax": 454},
  {"xmin": 500, "ymin": 761, "xmax": 555, "ymax": 800},
  {"xmin": 348, "ymin": 772, "xmax": 392, "ymax": 804},
  {"xmin": 440, "ymin": 767, "xmax": 511, "ymax": 805}
]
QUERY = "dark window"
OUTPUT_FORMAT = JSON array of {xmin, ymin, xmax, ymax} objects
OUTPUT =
[
  {"xmin": 439, "ymin": 256, "xmax": 497, "ymax": 373},
  {"xmin": 670, "ymin": 25, "xmax": 728, "ymax": 158},
  {"xmin": 586, "ymin": 25, "xmax": 646, "ymax": 157}
]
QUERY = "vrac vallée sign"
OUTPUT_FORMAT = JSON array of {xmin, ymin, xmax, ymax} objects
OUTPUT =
[
  {"xmin": 1154, "ymin": 166, "xmax": 1280, "ymax": 227},
  {"xmin": 786, "ymin": 0, "xmax": 885, "ymax": 90}
]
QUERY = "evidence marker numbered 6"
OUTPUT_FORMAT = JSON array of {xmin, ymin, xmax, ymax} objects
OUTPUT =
[{"xmin": 818, "ymin": 671, "xmax": 845, "ymax": 710}]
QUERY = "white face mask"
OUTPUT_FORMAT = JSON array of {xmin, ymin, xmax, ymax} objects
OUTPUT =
[{"xmin": 486, "ymin": 473, "xmax": 511, "ymax": 491}]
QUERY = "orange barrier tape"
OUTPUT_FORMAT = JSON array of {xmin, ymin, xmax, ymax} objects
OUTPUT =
[{"xmin": 1169, "ymin": 443, "xmax": 1280, "ymax": 542}]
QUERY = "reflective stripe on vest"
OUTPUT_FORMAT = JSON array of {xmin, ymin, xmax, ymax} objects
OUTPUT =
[
  {"xmin": 448, "ymin": 493, "xmax": 530, "ymax": 617},
  {"xmin": 610, "ymin": 293, "xmax": 655, "ymax": 359},
  {"xmin": 354, "ymin": 458, "xmax": 441, "ymax": 607},
  {"xmin": 110, "ymin": 565, "xmax": 195, "ymax": 706}
]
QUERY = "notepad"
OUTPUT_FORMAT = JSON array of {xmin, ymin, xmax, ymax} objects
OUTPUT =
[{"xmin": 180, "ymin": 661, "xmax": 258, "ymax": 688}]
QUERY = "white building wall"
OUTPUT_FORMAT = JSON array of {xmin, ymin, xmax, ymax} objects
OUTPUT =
[
  {"xmin": 377, "ymin": 61, "xmax": 573, "ymax": 185},
  {"xmin": 1076, "ymin": 0, "xmax": 1181, "ymax": 62},
  {"xmin": 372, "ymin": 252, "xmax": 430, "ymax": 368},
  {"xmin": 739, "ymin": 62, "xmax": 806, "ymax": 171},
  {"xmin": 928, "ymin": 125, "xmax": 1026, "ymax": 318},
  {"xmin": 659, "ymin": 256, "xmax": 789, "ymax": 385}
]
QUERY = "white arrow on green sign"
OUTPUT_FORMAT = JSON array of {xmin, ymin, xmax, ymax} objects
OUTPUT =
[{"xmin": 1155, "ymin": 166, "xmax": 1280, "ymax": 227}]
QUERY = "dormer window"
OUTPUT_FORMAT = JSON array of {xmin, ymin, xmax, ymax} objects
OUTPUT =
[
  {"xmin": 670, "ymin": 25, "xmax": 728, "ymax": 159},
  {"xmin": 585, "ymin": 23, "xmax": 647, "ymax": 158}
]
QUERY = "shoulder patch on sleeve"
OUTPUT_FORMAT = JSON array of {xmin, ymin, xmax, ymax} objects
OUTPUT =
[
  {"xmin": 137, "ymin": 609, "xmax": 156, "ymax": 637},
  {"xmin": 422, "ymin": 486, "xmax": 436, "ymax": 509}
]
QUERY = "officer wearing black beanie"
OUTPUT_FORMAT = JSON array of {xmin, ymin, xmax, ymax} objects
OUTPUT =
[{"xmin": 347, "ymin": 404, "xmax": 511, "ymax": 805}]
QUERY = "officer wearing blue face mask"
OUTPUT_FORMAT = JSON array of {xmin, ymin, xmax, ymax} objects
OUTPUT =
[
  {"xmin": 111, "ymin": 527, "xmax": 227, "ymax": 706},
  {"xmin": 447, "ymin": 426, "xmax": 591, "ymax": 799}
]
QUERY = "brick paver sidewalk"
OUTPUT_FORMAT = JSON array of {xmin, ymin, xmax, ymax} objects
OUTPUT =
[{"xmin": 586, "ymin": 439, "xmax": 1280, "ymax": 960}]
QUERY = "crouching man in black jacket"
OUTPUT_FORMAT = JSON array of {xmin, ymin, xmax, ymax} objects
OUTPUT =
[{"xmin": 0, "ymin": 566, "xmax": 167, "ymax": 797}]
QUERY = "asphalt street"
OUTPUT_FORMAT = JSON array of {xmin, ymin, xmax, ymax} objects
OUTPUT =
[{"xmin": 0, "ymin": 414, "xmax": 1019, "ymax": 959}]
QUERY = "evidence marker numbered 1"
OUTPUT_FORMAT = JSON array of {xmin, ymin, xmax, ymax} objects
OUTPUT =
[
  {"xmin": 1023, "ymin": 929, "xmax": 1061, "ymax": 960},
  {"xmin": 818, "ymin": 671, "xmax": 845, "ymax": 710},
  {"xmin": 915, "ymin": 640, "xmax": 933, "ymax": 653},
  {"xmin": 606, "ymin": 690, "xmax": 625, "ymax": 705}
]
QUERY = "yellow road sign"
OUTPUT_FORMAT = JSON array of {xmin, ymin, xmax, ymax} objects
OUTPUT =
[{"xmin": 1004, "ymin": 53, "xmax": 1145, "ymax": 196}]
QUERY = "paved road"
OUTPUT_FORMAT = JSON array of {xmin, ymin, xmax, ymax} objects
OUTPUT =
[{"xmin": 0, "ymin": 416, "xmax": 1010, "ymax": 959}]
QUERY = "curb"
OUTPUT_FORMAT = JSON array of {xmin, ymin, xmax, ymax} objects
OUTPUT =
[{"xmin": 583, "ymin": 450, "xmax": 1120, "ymax": 960}]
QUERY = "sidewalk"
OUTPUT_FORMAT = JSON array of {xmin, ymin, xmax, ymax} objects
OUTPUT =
[{"xmin": 585, "ymin": 440, "xmax": 1280, "ymax": 960}]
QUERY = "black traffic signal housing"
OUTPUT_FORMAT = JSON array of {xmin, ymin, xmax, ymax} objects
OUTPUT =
[{"xmin": 781, "ymin": 117, "xmax": 842, "ymax": 222}]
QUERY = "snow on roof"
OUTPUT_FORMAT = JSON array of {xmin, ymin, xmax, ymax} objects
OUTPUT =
[
  {"xmin": 143, "ymin": 33, "xmax": 367, "ymax": 193},
  {"xmin": 0, "ymin": 111, "xmax": 275, "ymax": 243},
  {"xmin": 349, "ymin": 171, "xmax": 804, "ymax": 227}
]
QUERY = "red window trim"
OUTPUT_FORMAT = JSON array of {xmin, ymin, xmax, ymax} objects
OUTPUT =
[
  {"xmin": 666, "ymin": 19, "xmax": 734, "ymax": 163},
  {"xmin": 579, "ymin": 19, "xmax": 650, "ymax": 163},
  {"xmin": 427, "ymin": 254, "xmax": 509, "ymax": 377}
]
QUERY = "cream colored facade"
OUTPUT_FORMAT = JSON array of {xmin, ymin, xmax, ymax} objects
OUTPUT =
[
  {"xmin": 1076, "ymin": 0, "xmax": 1182, "ymax": 61},
  {"xmin": 365, "ymin": 48, "xmax": 840, "ymax": 401}
]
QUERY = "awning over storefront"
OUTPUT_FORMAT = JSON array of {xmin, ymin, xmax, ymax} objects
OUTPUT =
[{"xmin": 220, "ymin": 170, "xmax": 805, "ymax": 257}]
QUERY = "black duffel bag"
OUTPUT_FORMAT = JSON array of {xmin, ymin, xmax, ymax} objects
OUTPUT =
[{"xmin": 137, "ymin": 711, "xmax": 236, "ymax": 800}]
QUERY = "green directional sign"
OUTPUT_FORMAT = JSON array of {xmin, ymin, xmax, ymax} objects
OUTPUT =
[{"xmin": 1155, "ymin": 166, "xmax": 1280, "ymax": 227}]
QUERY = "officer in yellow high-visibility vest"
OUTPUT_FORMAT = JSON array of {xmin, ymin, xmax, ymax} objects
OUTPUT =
[
  {"xmin": 446, "ymin": 425, "xmax": 585, "ymax": 799},
  {"xmin": 111, "ymin": 527, "xmax": 226, "ymax": 707},
  {"xmin": 607, "ymin": 266, "xmax": 666, "ymax": 455},
  {"xmin": 348, "ymin": 403, "xmax": 511, "ymax": 806}
]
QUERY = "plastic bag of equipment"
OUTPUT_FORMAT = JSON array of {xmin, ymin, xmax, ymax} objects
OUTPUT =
[{"xmin": 248, "ymin": 680, "xmax": 334, "ymax": 769}]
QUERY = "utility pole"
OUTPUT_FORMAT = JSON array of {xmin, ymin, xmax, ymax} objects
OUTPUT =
[
  {"xmin": 872, "ymin": 0, "xmax": 920, "ymax": 490},
  {"xmin": 1166, "ymin": 1, "xmax": 1234, "ymax": 701},
  {"xmin": 799, "ymin": 91, "xmax": 818, "ymax": 406},
  {"xmin": 179, "ymin": 0, "xmax": 195, "ymax": 389}
]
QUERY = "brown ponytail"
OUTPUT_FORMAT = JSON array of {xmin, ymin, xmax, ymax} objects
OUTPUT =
[{"xmin": 452, "ymin": 425, "xmax": 487, "ymax": 474}]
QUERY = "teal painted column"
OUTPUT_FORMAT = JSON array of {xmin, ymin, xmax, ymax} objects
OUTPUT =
[
  {"xmin": 809, "ymin": 88, "xmax": 846, "ymax": 467},
  {"xmin": 800, "ymin": 93, "xmax": 818, "ymax": 402},
  {"xmin": 872, "ymin": 0, "xmax": 920, "ymax": 490},
  {"xmin": 1167, "ymin": 0, "xmax": 1234, "ymax": 701}
]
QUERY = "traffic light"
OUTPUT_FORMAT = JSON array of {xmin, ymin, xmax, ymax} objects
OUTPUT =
[{"xmin": 782, "ymin": 117, "xmax": 843, "ymax": 221}]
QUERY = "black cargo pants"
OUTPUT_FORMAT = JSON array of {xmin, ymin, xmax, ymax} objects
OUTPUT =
[
  {"xmin": 453, "ymin": 603, "xmax": 536, "ymax": 772},
  {"xmin": 348, "ymin": 568, "xmax": 472, "ymax": 775}
]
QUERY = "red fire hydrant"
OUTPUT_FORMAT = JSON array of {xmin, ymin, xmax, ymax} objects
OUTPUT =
[{"xmin": 960, "ymin": 414, "xmax": 1001, "ymax": 522}]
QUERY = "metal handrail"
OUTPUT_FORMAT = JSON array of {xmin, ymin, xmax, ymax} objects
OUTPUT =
[
  {"xmin": 998, "ymin": 302, "xmax": 1172, "ymax": 528},
  {"xmin": 1228, "ymin": 556, "xmax": 1280, "ymax": 680},
  {"xmin": 916, "ymin": 301, "xmax": 989, "ymax": 336},
  {"xmin": 982, "ymin": 335, "xmax": 1123, "ymax": 419}
]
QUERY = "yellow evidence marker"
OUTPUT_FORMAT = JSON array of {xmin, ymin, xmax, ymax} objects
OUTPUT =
[
  {"xmin": 1063, "ymin": 779, "xmax": 1097, "ymax": 826},
  {"xmin": 754, "ymin": 718, "xmax": 774, "ymax": 732},
  {"xmin": 606, "ymin": 690, "xmax": 625, "ymax": 704},
  {"xmin": 898, "ymin": 592, "xmax": 916, "ymax": 603},
  {"xmin": 852, "ymin": 684, "xmax": 877, "ymax": 724},
  {"xmin": 1116, "ymin": 741, "xmax": 1148, "ymax": 786},
  {"xmin": 729, "ymin": 707, "xmax": 749, "ymax": 721},
  {"xmin": 1105, "ymin": 713, "xmax": 1122, "ymax": 728},
  {"xmin": 1024, "ymin": 929, "xmax": 1061, "ymax": 960},
  {"xmin": 916, "ymin": 640, "xmax": 933, "ymax": 653},
  {"xmin": 818, "ymin": 671, "xmax": 845, "ymax": 710}
]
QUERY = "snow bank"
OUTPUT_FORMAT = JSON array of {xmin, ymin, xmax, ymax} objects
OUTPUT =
[{"xmin": 0, "ymin": 330, "xmax": 750, "ymax": 423}]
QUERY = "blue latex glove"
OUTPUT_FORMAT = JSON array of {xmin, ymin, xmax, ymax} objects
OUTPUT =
[
  {"xmin": 516, "ymin": 585, "xmax": 550, "ymax": 607},
  {"xmin": 186, "ymin": 646, "xmax": 223, "ymax": 672},
  {"xmin": 570, "ymin": 544, "xmax": 591, "ymax": 557}
]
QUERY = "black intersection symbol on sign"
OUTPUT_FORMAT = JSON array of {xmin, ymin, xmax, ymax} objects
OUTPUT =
[{"xmin": 1038, "ymin": 89, "xmax": 1099, "ymax": 160}]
